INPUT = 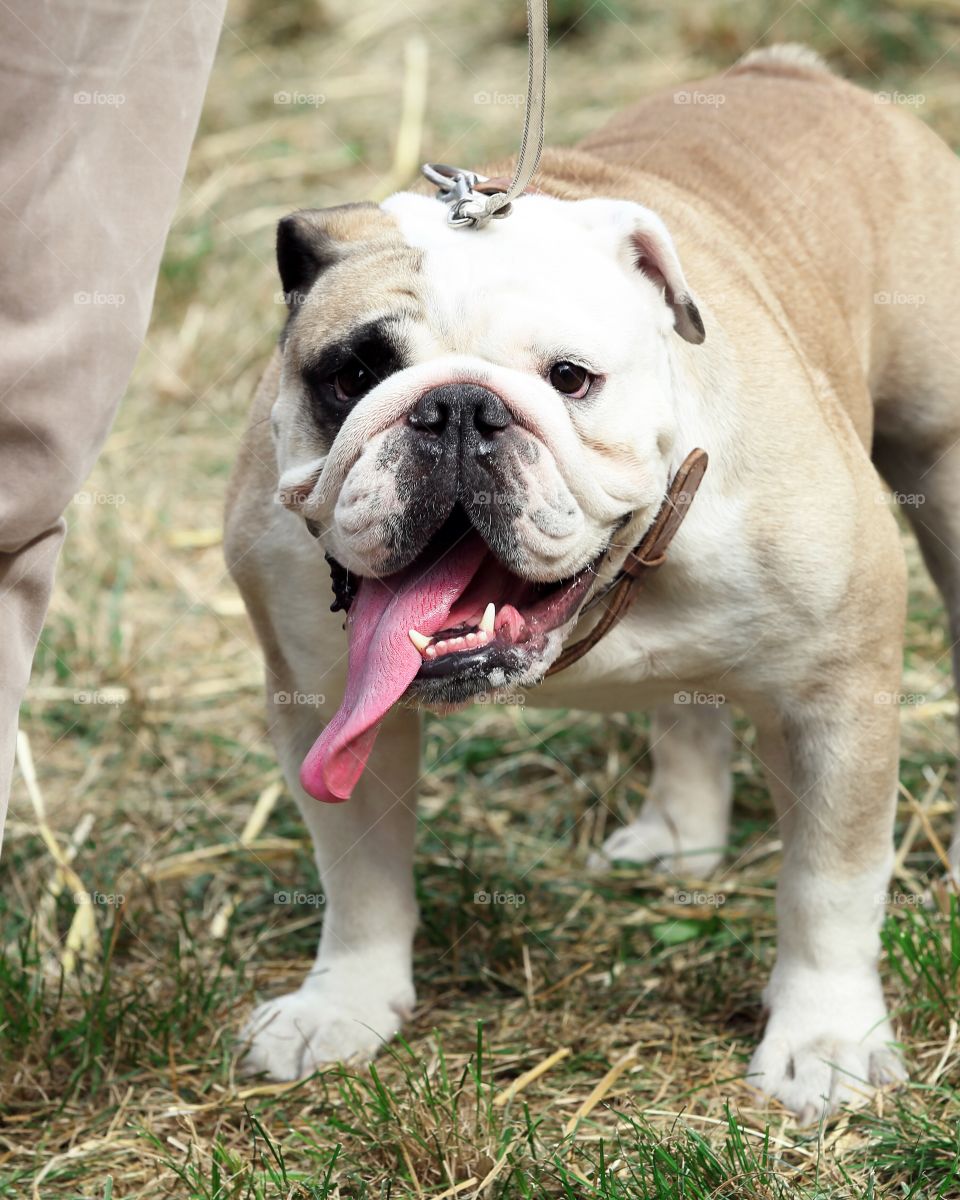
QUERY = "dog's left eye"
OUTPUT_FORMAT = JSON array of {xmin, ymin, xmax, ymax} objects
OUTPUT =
[{"xmin": 549, "ymin": 361, "xmax": 592, "ymax": 398}]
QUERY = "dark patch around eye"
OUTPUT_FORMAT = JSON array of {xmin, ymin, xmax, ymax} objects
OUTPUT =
[{"xmin": 300, "ymin": 317, "xmax": 410, "ymax": 439}]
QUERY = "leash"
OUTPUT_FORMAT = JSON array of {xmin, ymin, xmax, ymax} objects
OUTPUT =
[
  {"xmin": 421, "ymin": 0, "xmax": 548, "ymax": 228},
  {"xmin": 545, "ymin": 448, "xmax": 708, "ymax": 675}
]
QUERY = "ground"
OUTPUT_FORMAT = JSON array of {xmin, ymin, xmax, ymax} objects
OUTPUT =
[{"xmin": 2, "ymin": 1, "xmax": 959, "ymax": 1196}]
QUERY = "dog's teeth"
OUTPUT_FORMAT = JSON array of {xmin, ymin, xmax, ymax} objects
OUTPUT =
[
  {"xmin": 465, "ymin": 632, "xmax": 478, "ymax": 648},
  {"xmin": 435, "ymin": 639, "xmax": 448, "ymax": 654},
  {"xmin": 425, "ymin": 644, "xmax": 437, "ymax": 659},
  {"xmin": 477, "ymin": 629, "xmax": 489, "ymax": 645},
  {"xmin": 408, "ymin": 629, "xmax": 432, "ymax": 654},
  {"xmin": 479, "ymin": 603, "xmax": 496, "ymax": 636}
]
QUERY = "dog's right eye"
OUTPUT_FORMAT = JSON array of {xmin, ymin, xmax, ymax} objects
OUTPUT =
[
  {"xmin": 301, "ymin": 327, "xmax": 403, "ymax": 426},
  {"xmin": 332, "ymin": 358, "xmax": 374, "ymax": 402}
]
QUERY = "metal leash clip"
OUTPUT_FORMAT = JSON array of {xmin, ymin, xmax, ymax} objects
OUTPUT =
[
  {"xmin": 421, "ymin": 1, "xmax": 547, "ymax": 232},
  {"xmin": 421, "ymin": 162, "xmax": 512, "ymax": 230}
]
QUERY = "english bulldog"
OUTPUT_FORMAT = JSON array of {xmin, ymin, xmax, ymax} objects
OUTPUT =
[{"xmin": 225, "ymin": 44, "xmax": 960, "ymax": 1121}]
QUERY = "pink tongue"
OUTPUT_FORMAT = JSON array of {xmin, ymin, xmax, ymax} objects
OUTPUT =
[{"xmin": 299, "ymin": 534, "xmax": 489, "ymax": 802}]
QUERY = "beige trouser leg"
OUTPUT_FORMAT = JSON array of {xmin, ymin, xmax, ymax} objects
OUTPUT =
[{"xmin": 0, "ymin": 0, "xmax": 227, "ymax": 847}]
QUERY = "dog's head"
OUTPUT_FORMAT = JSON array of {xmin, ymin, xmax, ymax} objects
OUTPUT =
[{"xmin": 272, "ymin": 192, "xmax": 704, "ymax": 711}]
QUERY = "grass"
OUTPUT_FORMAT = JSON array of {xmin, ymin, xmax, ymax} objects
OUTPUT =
[{"xmin": 3, "ymin": 0, "xmax": 960, "ymax": 1195}]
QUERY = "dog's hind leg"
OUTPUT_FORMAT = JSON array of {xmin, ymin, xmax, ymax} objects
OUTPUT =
[
  {"xmin": 873, "ymin": 434, "xmax": 960, "ymax": 883},
  {"xmin": 592, "ymin": 699, "xmax": 732, "ymax": 875},
  {"xmin": 869, "ymin": 133, "xmax": 960, "ymax": 884}
]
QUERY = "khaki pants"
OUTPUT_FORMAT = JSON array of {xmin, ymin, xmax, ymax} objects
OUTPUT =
[{"xmin": 0, "ymin": 0, "xmax": 227, "ymax": 845}]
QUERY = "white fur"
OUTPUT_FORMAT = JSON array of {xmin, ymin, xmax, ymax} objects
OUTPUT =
[
  {"xmin": 748, "ymin": 860, "xmax": 905, "ymax": 1120},
  {"xmin": 272, "ymin": 194, "xmax": 698, "ymax": 584},
  {"xmin": 239, "ymin": 684, "xmax": 420, "ymax": 1078}
]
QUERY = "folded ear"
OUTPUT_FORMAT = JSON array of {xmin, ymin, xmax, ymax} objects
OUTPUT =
[
  {"xmin": 573, "ymin": 199, "xmax": 705, "ymax": 344},
  {"xmin": 629, "ymin": 216, "xmax": 705, "ymax": 344},
  {"xmin": 276, "ymin": 202, "xmax": 384, "ymax": 310}
]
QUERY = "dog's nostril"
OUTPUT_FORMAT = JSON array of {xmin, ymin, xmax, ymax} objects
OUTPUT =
[
  {"xmin": 472, "ymin": 392, "xmax": 511, "ymax": 437},
  {"xmin": 408, "ymin": 393, "xmax": 448, "ymax": 435}
]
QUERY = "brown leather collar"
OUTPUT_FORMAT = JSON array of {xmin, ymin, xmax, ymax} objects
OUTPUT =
[{"xmin": 546, "ymin": 448, "xmax": 708, "ymax": 675}]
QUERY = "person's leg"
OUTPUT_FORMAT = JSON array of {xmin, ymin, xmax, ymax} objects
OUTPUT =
[{"xmin": 0, "ymin": 0, "xmax": 227, "ymax": 845}]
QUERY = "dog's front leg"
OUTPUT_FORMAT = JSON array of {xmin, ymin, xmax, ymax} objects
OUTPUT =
[
  {"xmin": 240, "ymin": 705, "xmax": 420, "ymax": 1081},
  {"xmin": 747, "ymin": 680, "xmax": 907, "ymax": 1121}
]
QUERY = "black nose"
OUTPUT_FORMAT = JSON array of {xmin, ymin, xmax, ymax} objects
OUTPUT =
[{"xmin": 408, "ymin": 383, "xmax": 512, "ymax": 443}]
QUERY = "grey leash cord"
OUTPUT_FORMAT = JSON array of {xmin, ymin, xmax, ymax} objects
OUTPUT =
[
  {"xmin": 422, "ymin": 0, "xmax": 548, "ymax": 229},
  {"xmin": 510, "ymin": 0, "xmax": 548, "ymax": 204}
]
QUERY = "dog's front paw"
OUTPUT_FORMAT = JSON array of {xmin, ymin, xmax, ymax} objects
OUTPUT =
[
  {"xmin": 748, "ymin": 972, "xmax": 906, "ymax": 1122},
  {"xmin": 238, "ymin": 979, "xmax": 415, "ymax": 1081},
  {"xmin": 589, "ymin": 807, "xmax": 725, "ymax": 875}
]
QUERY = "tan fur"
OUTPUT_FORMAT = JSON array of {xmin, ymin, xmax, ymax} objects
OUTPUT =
[{"xmin": 284, "ymin": 204, "xmax": 423, "ymax": 364}]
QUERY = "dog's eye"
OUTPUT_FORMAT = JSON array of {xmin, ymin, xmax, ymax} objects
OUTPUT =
[
  {"xmin": 332, "ymin": 358, "xmax": 374, "ymax": 402},
  {"xmin": 549, "ymin": 361, "xmax": 592, "ymax": 398},
  {"xmin": 303, "ymin": 331, "xmax": 401, "ymax": 420}
]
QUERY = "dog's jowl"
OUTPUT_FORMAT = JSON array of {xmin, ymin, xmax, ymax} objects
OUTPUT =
[{"xmin": 225, "ymin": 45, "xmax": 960, "ymax": 1119}]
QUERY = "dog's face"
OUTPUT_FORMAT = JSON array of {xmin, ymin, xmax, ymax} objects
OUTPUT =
[{"xmin": 272, "ymin": 193, "xmax": 704, "ymax": 703}]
